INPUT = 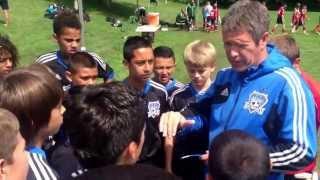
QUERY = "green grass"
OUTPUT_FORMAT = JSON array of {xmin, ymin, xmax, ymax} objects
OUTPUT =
[{"xmin": 0, "ymin": 0, "xmax": 319, "ymax": 171}]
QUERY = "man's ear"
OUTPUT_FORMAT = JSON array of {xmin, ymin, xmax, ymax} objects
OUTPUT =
[
  {"xmin": 0, "ymin": 159, "xmax": 7, "ymax": 176},
  {"xmin": 65, "ymin": 71, "xmax": 73, "ymax": 82},
  {"xmin": 259, "ymin": 32, "xmax": 269, "ymax": 48}
]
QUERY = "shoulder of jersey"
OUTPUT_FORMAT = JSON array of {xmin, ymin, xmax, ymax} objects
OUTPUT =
[
  {"xmin": 35, "ymin": 52, "xmax": 57, "ymax": 64},
  {"xmin": 175, "ymin": 81, "xmax": 185, "ymax": 89},
  {"xmin": 149, "ymin": 80, "xmax": 168, "ymax": 96},
  {"xmin": 88, "ymin": 52, "xmax": 107, "ymax": 67},
  {"xmin": 169, "ymin": 84, "xmax": 190, "ymax": 105}
]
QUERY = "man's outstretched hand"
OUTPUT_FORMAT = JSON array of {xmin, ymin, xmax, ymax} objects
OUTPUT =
[{"xmin": 159, "ymin": 111, "xmax": 195, "ymax": 137}]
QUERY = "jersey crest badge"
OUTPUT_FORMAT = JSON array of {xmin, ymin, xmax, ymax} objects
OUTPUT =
[
  {"xmin": 148, "ymin": 101, "xmax": 160, "ymax": 118},
  {"xmin": 244, "ymin": 91, "xmax": 268, "ymax": 115}
]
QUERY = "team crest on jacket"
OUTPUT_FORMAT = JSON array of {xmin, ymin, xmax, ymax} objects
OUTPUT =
[
  {"xmin": 148, "ymin": 101, "xmax": 160, "ymax": 118},
  {"xmin": 244, "ymin": 91, "xmax": 268, "ymax": 115}
]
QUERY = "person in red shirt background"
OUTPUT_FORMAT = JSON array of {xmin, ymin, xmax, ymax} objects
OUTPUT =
[{"xmin": 271, "ymin": 3, "xmax": 287, "ymax": 33}]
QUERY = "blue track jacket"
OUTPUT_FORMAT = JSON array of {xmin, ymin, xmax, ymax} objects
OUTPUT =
[{"xmin": 192, "ymin": 44, "xmax": 317, "ymax": 180}]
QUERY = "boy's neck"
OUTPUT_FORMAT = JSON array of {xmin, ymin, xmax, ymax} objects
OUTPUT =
[
  {"xmin": 192, "ymin": 78, "xmax": 212, "ymax": 93},
  {"xmin": 30, "ymin": 134, "xmax": 46, "ymax": 148},
  {"xmin": 127, "ymin": 77, "xmax": 147, "ymax": 91},
  {"xmin": 58, "ymin": 50, "xmax": 71, "ymax": 60}
]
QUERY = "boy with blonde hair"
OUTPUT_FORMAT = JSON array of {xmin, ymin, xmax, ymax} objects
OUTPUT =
[{"xmin": 164, "ymin": 40, "xmax": 216, "ymax": 180}]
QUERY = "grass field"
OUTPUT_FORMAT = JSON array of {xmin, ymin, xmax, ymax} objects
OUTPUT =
[{"xmin": 0, "ymin": 0, "xmax": 319, "ymax": 171}]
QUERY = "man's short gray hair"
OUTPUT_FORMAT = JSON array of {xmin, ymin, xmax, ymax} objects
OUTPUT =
[{"xmin": 222, "ymin": 0, "xmax": 269, "ymax": 44}]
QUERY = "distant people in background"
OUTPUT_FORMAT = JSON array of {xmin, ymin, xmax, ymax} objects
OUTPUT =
[
  {"xmin": 0, "ymin": 64, "xmax": 64, "ymax": 180},
  {"xmin": 0, "ymin": 35, "xmax": 18, "ymax": 77},
  {"xmin": 164, "ymin": 40, "xmax": 216, "ymax": 180},
  {"xmin": 150, "ymin": 0, "xmax": 158, "ymax": 6},
  {"xmin": 292, "ymin": 4, "xmax": 308, "ymax": 34},
  {"xmin": 65, "ymin": 51, "xmax": 98, "ymax": 87},
  {"xmin": 314, "ymin": 16, "xmax": 320, "ymax": 35},
  {"xmin": 202, "ymin": 1, "xmax": 212, "ymax": 29},
  {"xmin": 175, "ymin": 8, "xmax": 190, "ymax": 30},
  {"xmin": 208, "ymin": 130, "xmax": 270, "ymax": 180},
  {"xmin": 271, "ymin": 3, "xmax": 287, "ymax": 33},
  {"xmin": 0, "ymin": 108, "xmax": 29, "ymax": 180},
  {"xmin": 186, "ymin": 0, "xmax": 196, "ymax": 31},
  {"xmin": 0, "ymin": 0, "xmax": 9, "ymax": 26},
  {"xmin": 36, "ymin": 10, "xmax": 114, "ymax": 91},
  {"xmin": 153, "ymin": 46, "xmax": 184, "ymax": 96},
  {"xmin": 291, "ymin": 3, "xmax": 301, "ymax": 32},
  {"xmin": 122, "ymin": 36, "xmax": 168, "ymax": 168},
  {"xmin": 208, "ymin": 2, "xmax": 220, "ymax": 31}
]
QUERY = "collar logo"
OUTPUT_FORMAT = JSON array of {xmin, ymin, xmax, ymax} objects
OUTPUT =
[
  {"xmin": 244, "ymin": 91, "xmax": 268, "ymax": 115},
  {"xmin": 148, "ymin": 100, "xmax": 160, "ymax": 118}
]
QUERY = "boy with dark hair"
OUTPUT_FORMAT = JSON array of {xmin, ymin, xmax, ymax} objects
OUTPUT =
[
  {"xmin": 122, "ymin": 36, "xmax": 168, "ymax": 167},
  {"xmin": 208, "ymin": 130, "xmax": 270, "ymax": 180},
  {"xmin": 64, "ymin": 82, "xmax": 146, "ymax": 168},
  {"xmin": 36, "ymin": 10, "xmax": 114, "ymax": 91},
  {"xmin": 65, "ymin": 51, "xmax": 98, "ymax": 86},
  {"xmin": 0, "ymin": 34, "xmax": 18, "ymax": 77},
  {"xmin": 153, "ymin": 46, "xmax": 183, "ymax": 96}
]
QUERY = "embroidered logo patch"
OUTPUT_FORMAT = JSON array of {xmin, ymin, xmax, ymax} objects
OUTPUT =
[
  {"xmin": 148, "ymin": 101, "xmax": 160, "ymax": 118},
  {"xmin": 244, "ymin": 91, "xmax": 268, "ymax": 115}
]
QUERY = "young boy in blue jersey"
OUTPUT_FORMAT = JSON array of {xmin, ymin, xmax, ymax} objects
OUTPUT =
[
  {"xmin": 160, "ymin": 1, "xmax": 317, "ymax": 180},
  {"xmin": 0, "ymin": 64, "xmax": 64, "ymax": 180},
  {"xmin": 66, "ymin": 51, "xmax": 99, "ymax": 87},
  {"xmin": 164, "ymin": 40, "xmax": 216, "ymax": 180},
  {"xmin": 122, "ymin": 36, "xmax": 168, "ymax": 168},
  {"xmin": 153, "ymin": 46, "xmax": 184, "ymax": 96},
  {"xmin": 36, "ymin": 10, "xmax": 114, "ymax": 91}
]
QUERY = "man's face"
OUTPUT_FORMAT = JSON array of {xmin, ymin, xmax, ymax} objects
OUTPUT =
[
  {"xmin": 153, "ymin": 57, "xmax": 175, "ymax": 85},
  {"xmin": 126, "ymin": 47, "xmax": 154, "ymax": 84},
  {"xmin": 0, "ymin": 50, "xmax": 13, "ymax": 76},
  {"xmin": 68, "ymin": 67, "xmax": 98, "ymax": 86},
  {"xmin": 222, "ymin": 30, "xmax": 266, "ymax": 72},
  {"xmin": 54, "ymin": 27, "xmax": 81, "ymax": 56}
]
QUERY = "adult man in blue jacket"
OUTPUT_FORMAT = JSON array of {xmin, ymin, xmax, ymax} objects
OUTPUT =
[{"xmin": 160, "ymin": 1, "xmax": 317, "ymax": 179}]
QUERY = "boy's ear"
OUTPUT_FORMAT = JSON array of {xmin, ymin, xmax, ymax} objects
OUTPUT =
[
  {"xmin": 117, "ymin": 141, "xmax": 139, "ymax": 165},
  {"xmin": 210, "ymin": 66, "xmax": 216, "ymax": 74},
  {"xmin": 123, "ymin": 60, "xmax": 129, "ymax": 68},
  {"xmin": 53, "ymin": 33, "xmax": 58, "ymax": 42},
  {"xmin": 127, "ymin": 141, "xmax": 139, "ymax": 161},
  {"xmin": 65, "ymin": 71, "xmax": 72, "ymax": 83}
]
